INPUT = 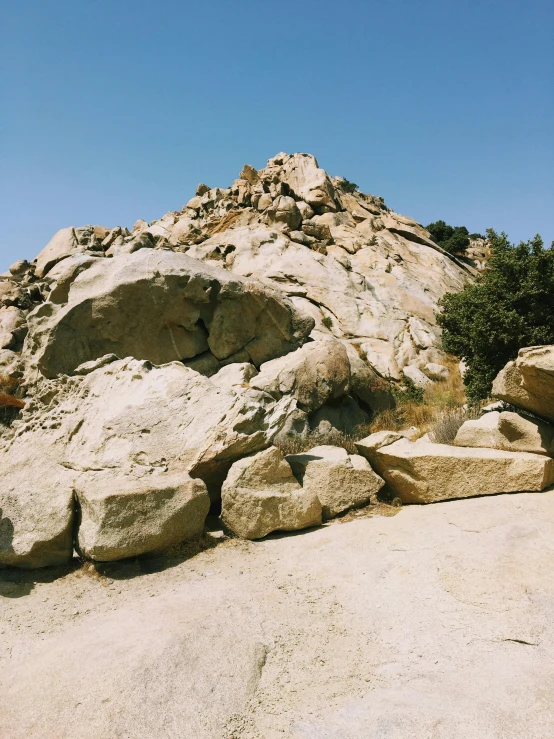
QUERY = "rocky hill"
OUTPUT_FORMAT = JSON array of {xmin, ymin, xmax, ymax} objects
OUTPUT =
[
  {"xmin": 1, "ymin": 152, "xmax": 475, "ymax": 386},
  {"xmin": 2, "ymin": 152, "xmax": 546, "ymax": 573}
]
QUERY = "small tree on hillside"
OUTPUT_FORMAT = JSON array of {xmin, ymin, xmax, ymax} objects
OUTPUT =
[
  {"xmin": 426, "ymin": 220, "xmax": 470, "ymax": 254},
  {"xmin": 437, "ymin": 229, "xmax": 554, "ymax": 400}
]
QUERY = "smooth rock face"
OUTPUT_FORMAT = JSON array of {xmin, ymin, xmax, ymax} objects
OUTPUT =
[
  {"xmin": 221, "ymin": 447, "xmax": 322, "ymax": 539},
  {"xmin": 25, "ymin": 249, "xmax": 314, "ymax": 378},
  {"xmin": 454, "ymin": 411, "xmax": 554, "ymax": 456},
  {"xmin": 493, "ymin": 346, "xmax": 554, "ymax": 422},
  {"xmin": 76, "ymin": 473, "xmax": 210, "ymax": 561},
  {"xmin": 250, "ymin": 339, "xmax": 350, "ymax": 412},
  {"xmin": 4, "ymin": 493, "xmax": 554, "ymax": 738},
  {"xmin": 403, "ymin": 364, "xmax": 432, "ymax": 388},
  {"xmin": 286, "ymin": 444, "xmax": 384, "ymax": 519},
  {"xmin": 356, "ymin": 436, "xmax": 554, "ymax": 504}
]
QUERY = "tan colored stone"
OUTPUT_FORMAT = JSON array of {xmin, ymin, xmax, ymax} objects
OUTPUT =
[
  {"xmin": 250, "ymin": 339, "xmax": 350, "ymax": 411},
  {"xmin": 356, "ymin": 436, "xmax": 554, "ymax": 504},
  {"xmin": 76, "ymin": 473, "xmax": 209, "ymax": 561},
  {"xmin": 492, "ymin": 346, "xmax": 554, "ymax": 422},
  {"xmin": 25, "ymin": 249, "xmax": 314, "ymax": 378},
  {"xmin": 286, "ymin": 445, "xmax": 384, "ymax": 519},
  {"xmin": 454, "ymin": 411, "xmax": 554, "ymax": 455},
  {"xmin": 221, "ymin": 447, "xmax": 322, "ymax": 539}
]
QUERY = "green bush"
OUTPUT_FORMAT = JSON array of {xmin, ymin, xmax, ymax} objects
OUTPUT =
[
  {"xmin": 337, "ymin": 178, "xmax": 358, "ymax": 194},
  {"xmin": 437, "ymin": 229, "xmax": 554, "ymax": 400},
  {"xmin": 426, "ymin": 220, "xmax": 470, "ymax": 254},
  {"xmin": 392, "ymin": 377, "xmax": 424, "ymax": 405}
]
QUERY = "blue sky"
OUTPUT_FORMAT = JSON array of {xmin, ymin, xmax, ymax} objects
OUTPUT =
[{"xmin": 1, "ymin": 0, "xmax": 552, "ymax": 270}]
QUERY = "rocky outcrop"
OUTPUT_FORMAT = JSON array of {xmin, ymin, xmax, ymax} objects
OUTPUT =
[
  {"xmin": 356, "ymin": 434, "xmax": 554, "ymax": 504},
  {"xmin": 454, "ymin": 410, "xmax": 554, "ymax": 456},
  {"xmin": 492, "ymin": 346, "xmax": 554, "ymax": 423},
  {"xmin": 25, "ymin": 249, "xmax": 314, "ymax": 379},
  {"xmin": 0, "ymin": 358, "xmax": 297, "ymax": 567},
  {"xmin": 14, "ymin": 152, "xmax": 474, "ymax": 392},
  {"xmin": 221, "ymin": 447, "xmax": 322, "ymax": 539},
  {"xmin": 286, "ymin": 444, "xmax": 384, "ymax": 519},
  {"xmin": 0, "ymin": 152, "xmax": 502, "ymax": 568}
]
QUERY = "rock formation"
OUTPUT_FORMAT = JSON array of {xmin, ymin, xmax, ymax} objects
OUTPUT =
[{"xmin": 1, "ymin": 151, "xmax": 552, "ymax": 568}]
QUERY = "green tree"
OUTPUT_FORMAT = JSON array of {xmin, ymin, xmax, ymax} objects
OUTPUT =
[
  {"xmin": 426, "ymin": 220, "xmax": 470, "ymax": 254},
  {"xmin": 437, "ymin": 229, "xmax": 554, "ymax": 400}
]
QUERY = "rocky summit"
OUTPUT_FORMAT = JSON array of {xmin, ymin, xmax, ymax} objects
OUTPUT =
[{"xmin": 1, "ymin": 152, "xmax": 554, "ymax": 737}]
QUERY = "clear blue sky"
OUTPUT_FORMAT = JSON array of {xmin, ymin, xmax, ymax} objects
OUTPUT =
[{"xmin": 1, "ymin": 0, "xmax": 552, "ymax": 270}]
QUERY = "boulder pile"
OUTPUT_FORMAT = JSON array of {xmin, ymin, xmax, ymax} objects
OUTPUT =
[{"xmin": 1, "ymin": 153, "xmax": 552, "ymax": 569}]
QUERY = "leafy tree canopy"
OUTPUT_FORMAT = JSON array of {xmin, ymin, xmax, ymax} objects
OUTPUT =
[
  {"xmin": 437, "ymin": 229, "xmax": 554, "ymax": 400},
  {"xmin": 426, "ymin": 219, "xmax": 470, "ymax": 254}
]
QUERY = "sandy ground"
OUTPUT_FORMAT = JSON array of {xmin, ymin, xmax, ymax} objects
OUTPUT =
[{"xmin": 2, "ymin": 494, "xmax": 554, "ymax": 738}]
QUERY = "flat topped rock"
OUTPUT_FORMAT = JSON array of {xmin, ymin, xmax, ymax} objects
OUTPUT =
[{"xmin": 356, "ymin": 436, "xmax": 554, "ymax": 504}]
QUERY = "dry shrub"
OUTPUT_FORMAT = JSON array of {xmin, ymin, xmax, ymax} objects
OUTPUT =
[
  {"xmin": 429, "ymin": 406, "xmax": 480, "ymax": 444},
  {"xmin": 275, "ymin": 429, "xmax": 360, "ymax": 456},
  {"xmin": 276, "ymin": 357, "xmax": 480, "ymax": 453},
  {"xmin": 366, "ymin": 356, "xmax": 476, "ymax": 439}
]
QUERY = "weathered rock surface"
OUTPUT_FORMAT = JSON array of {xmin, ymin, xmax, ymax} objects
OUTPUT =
[
  {"xmin": 0, "ymin": 358, "xmax": 297, "ymax": 566},
  {"xmin": 249, "ymin": 339, "xmax": 350, "ymax": 411},
  {"xmin": 3, "ymin": 492, "xmax": 554, "ymax": 738},
  {"xmin": 25, "ymin": 249, "xmax": 314, "ymax": 378},
  {"xmin": 454, "ymin": 410, "xmax": 554, "ymax": 456},
  {"xmin": 26, "ymin": 153, "xmax": 472, "ymax": 384},
  {"xmin": 286, "ymin": 444, "xmax": 384, "ymax": 519},
  {"xmin": 356, "ymin": 434, "xmax": 554, "ymax": 503},
  {"xmin": 221, "ymin": 447, "xmax": 322, "ymax": 539},
  {"xmin": 493, "ymin": 345, "xmax": 554, "ymax": 422},
  {"xmin": 76, "ymin": 473, "xmax": 209, "ymax": 561},
  {"xmin": 0, "ymin": 438, "xmax": 75, "ymax": 568}
]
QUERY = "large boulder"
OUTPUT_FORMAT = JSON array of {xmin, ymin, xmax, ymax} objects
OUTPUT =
[
  {"xmin": 0, "ymin": 438, "xmax": 75, "ymax": 568},
  {"xmin": 76, "ymin": 473, "xmax": 209, "ymax": 561},
  {"xmin": 249, "ymin": 339, "xmax": 350, "ymax": 412},
  {"xmin": 266, "ymin": 153, "xmax": 339, "ymax": 213},
  {"xmin": 286, "ymin": 445, "xmax": 384, "ymax": 519},
  {"xmin": 34, "ymin": 227, "xmax": 79, "ymax": 278},
  {"xmin": 454, "ymin": 411, "xmax": 554, "ymax": 456},
  {"xmin": 34, "ymin": 226, "xmax": 106, "ymax": 278},
  {"xmin": 356, "ymin": 434, "xmax": 554, "ymax": 504},
  {"xmin": 309, "ymin": 395, "xmax": 369, "ymax": 436},
  {"xmin": 343, "ymin": 342, "xmax": 395, "ymax": 412},
  {"xmin": 221, "ymin": 447, "xmax": 322, "ymax": 539},
  {"xmin": 492, "ymin": 346, "xmax": 554, "ymax": 422},
  {"xmin": 25, "ymin": 249, "xmax": 314, "ymax": 378}
]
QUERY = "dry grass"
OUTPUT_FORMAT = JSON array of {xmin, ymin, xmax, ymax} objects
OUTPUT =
[
  {"xmin": 367, "ymin": 356, "xmax": 474, "ymax": 439},
  {"xmin": 276, "ymin": 357, "xmax": 481, "ymax": 454},
  {"xmin": 275, "ymin": 429, "xmax": 360, "ymax": 456}
]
